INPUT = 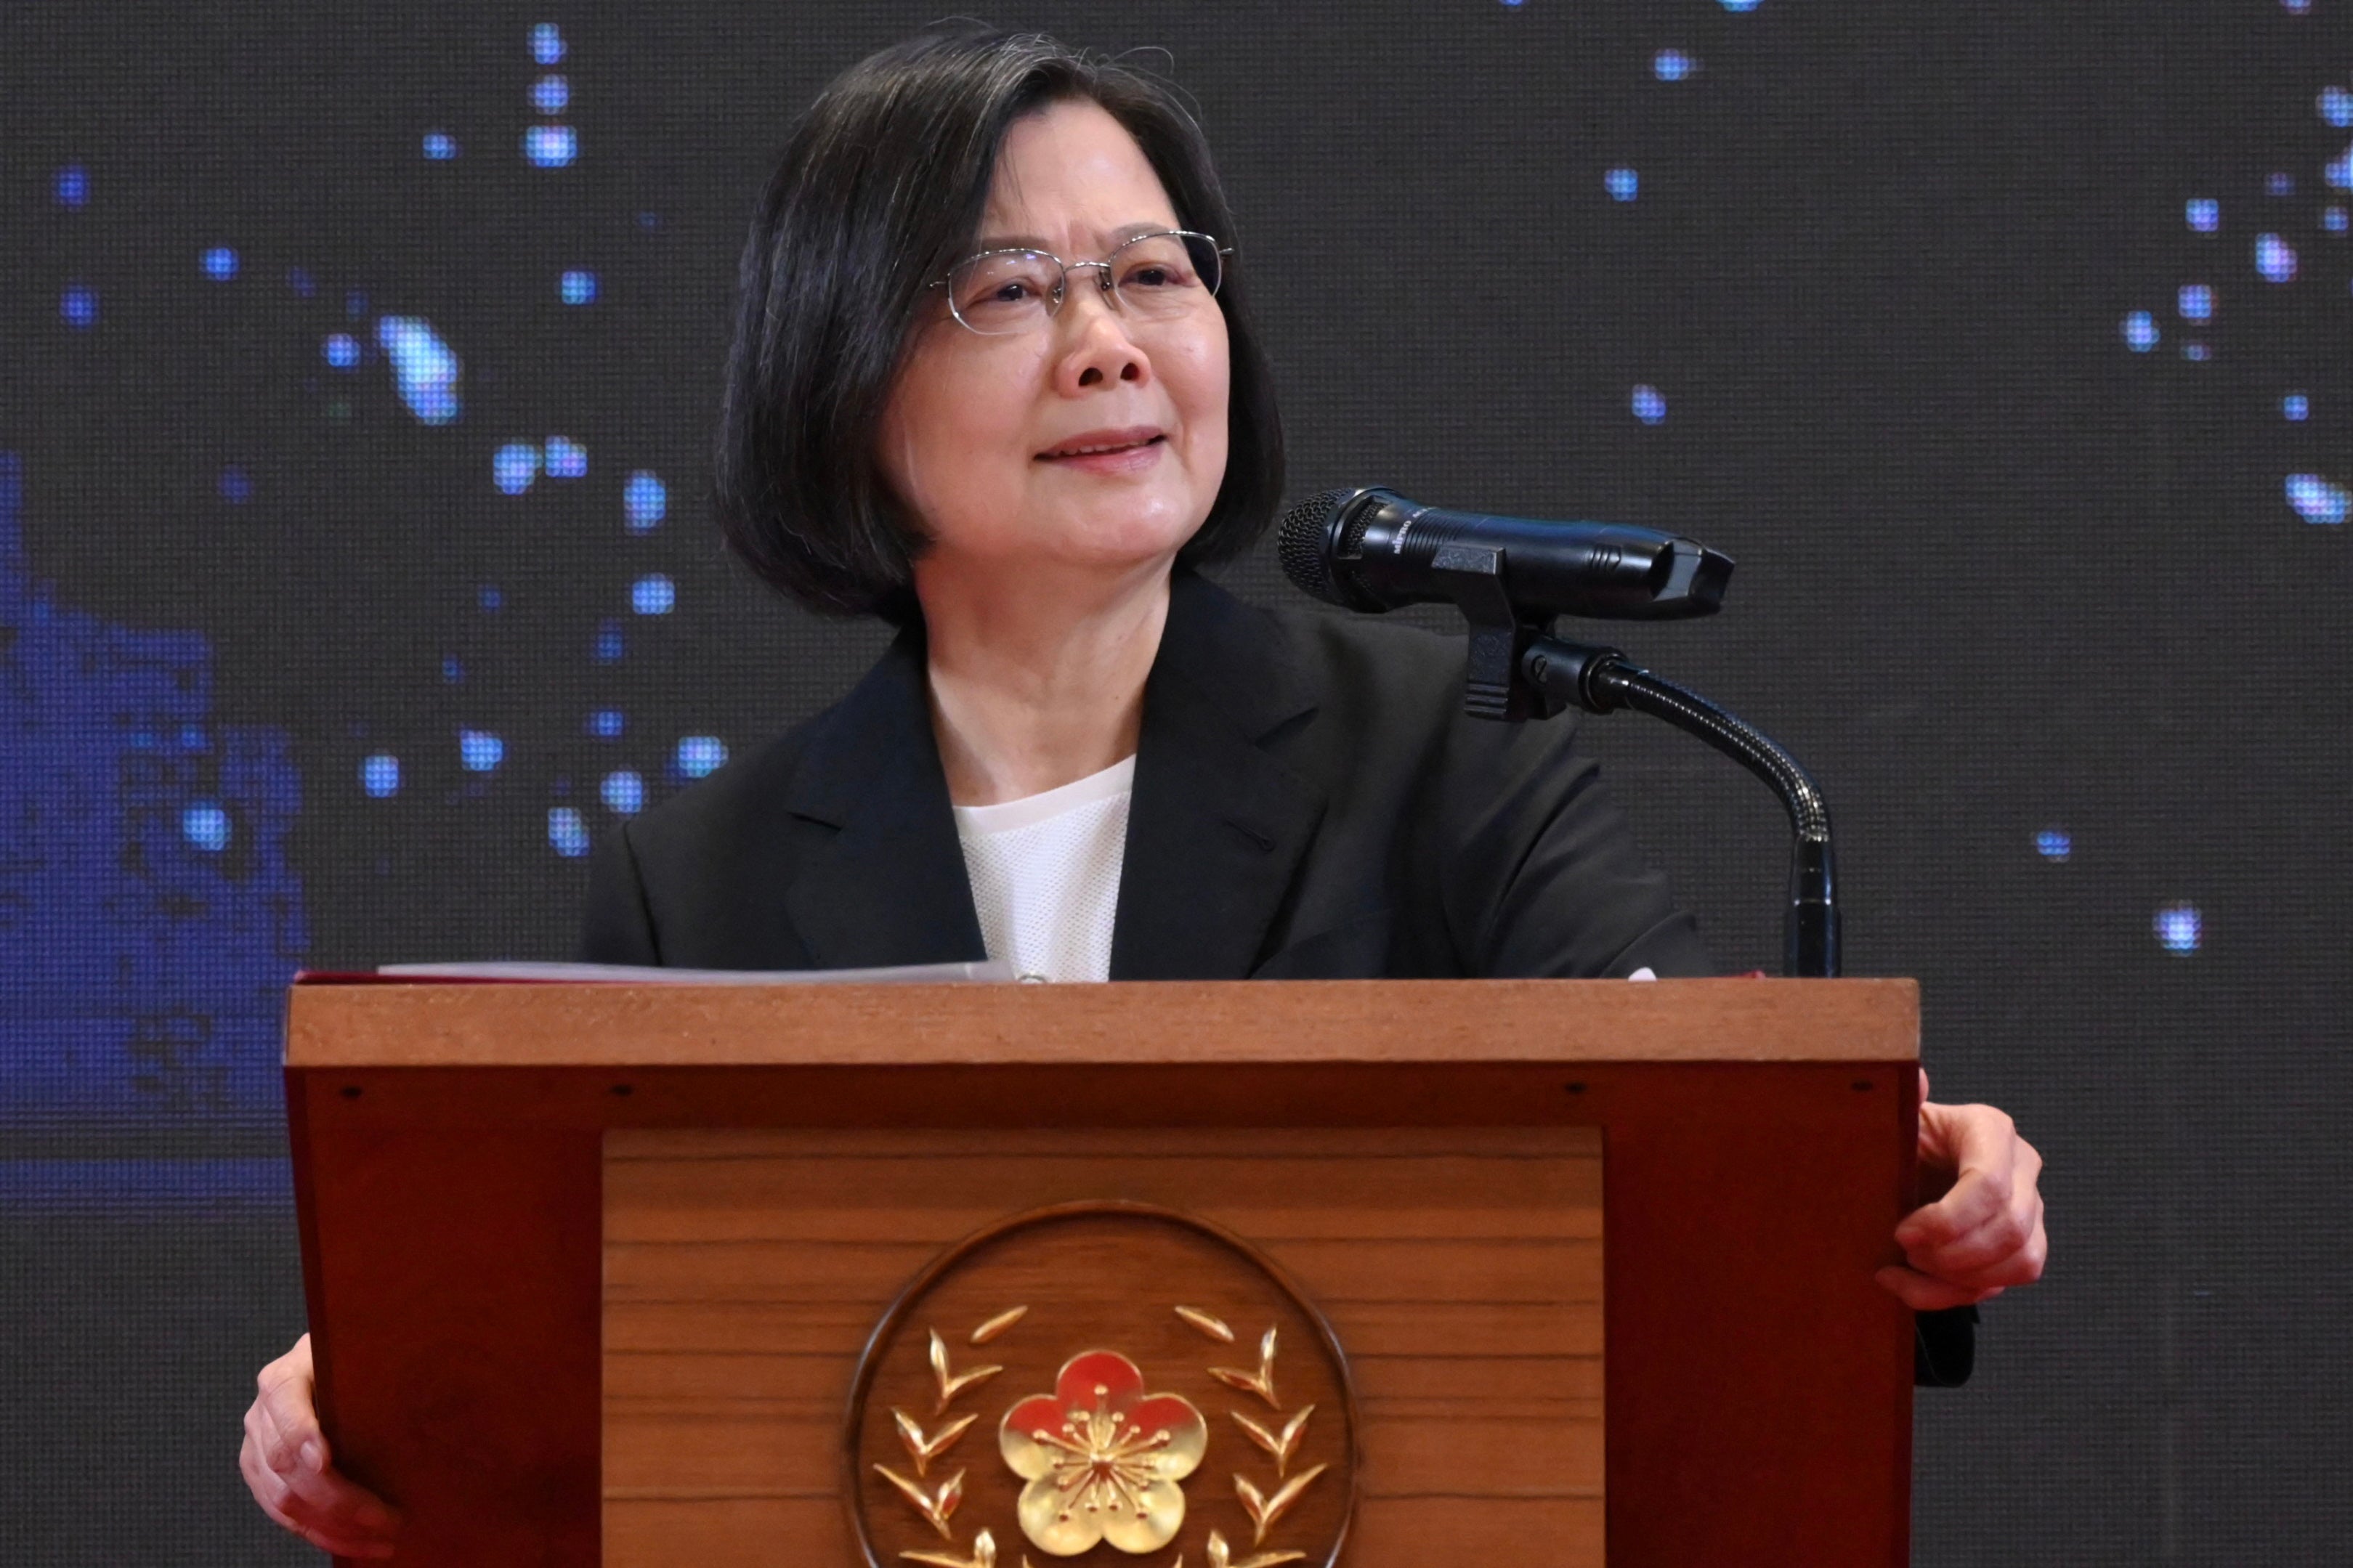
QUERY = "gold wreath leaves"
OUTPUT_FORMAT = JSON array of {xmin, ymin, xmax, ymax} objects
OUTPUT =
[
  {"xmin": 899, "ymin": 1523, "xmax": 997, "ymax": 1567},
  {"xmin": 1207, "ymin": 1326, "xmax": 1280, "ymax": 1409},
  {"xmin": 1229, "ymin": 1405, "xmax": 1313, "ymax": 1478},
  {"xmin": 875, "ymin": 1465, "xmax": 965, "ymax": 1540},
  {"xmin": 1203, "ymin": 1528, "xmax": 1308, "ymax": 1568},
  {"xmin": 928, "ymin": 1327, "xmax": 1003, "ymax": 1416},
  {"xmin": 1233, "ymin": 1466, "xmax": 1327, "ymax": 1547},
  {"xmin": 892, "ymin": 1408, "xmax": 977, "ymax": 1478},
  {"xmin": 1175, "ymin": 1304, "xmax": 1236, "ymax": 1343}
]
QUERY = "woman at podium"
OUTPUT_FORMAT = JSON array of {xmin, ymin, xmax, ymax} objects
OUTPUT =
[{"xmin": 238, "ymin": 25, "xmax": 2046, "ymax": 1556}]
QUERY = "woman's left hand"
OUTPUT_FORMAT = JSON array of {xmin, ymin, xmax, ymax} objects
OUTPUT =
[{"xmin": 1876, "ymin": 1069, "xmax": 2048, "ymax": 1311}]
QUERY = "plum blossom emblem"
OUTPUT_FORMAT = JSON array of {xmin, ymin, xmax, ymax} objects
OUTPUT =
[{"xmin": 999, "ymin": 1349, "xmax": 1208, "ymax": 1556}]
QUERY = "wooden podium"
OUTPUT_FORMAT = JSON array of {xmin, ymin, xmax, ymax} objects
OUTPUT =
[{"xmin": 285, "ymin": 977, "xmax": 1921, "ymax": 1567}]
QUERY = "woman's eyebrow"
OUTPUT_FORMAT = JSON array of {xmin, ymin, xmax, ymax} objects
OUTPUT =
[{"xmin": 968, "ymin": 220, "xmax": 1172, "ymax": 252}]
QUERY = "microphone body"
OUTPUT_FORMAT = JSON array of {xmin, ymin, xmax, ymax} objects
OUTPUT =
[{"xmin": 1279, "ymin": 486, "xmax": 1732, "ymax": 622}]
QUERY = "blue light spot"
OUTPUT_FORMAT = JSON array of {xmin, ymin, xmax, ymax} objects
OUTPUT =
[
  {"xmin": 623, "ymin": 471, "xmax": 667, "ymax": 531},
  {"xmin": 2035, "ymin": 828, "xmax": 2070, "ymax": 861},
  {"xmin": 2322, "ymin": 86, "xmax": 2353, "ymax": 128},
  {"xmin": 422, "ymin": 131, "xmax": 459, "ymax": 161},
  {"xmin": 60, "ymin": 285, "xmax": 97, "ymax": 328},
  {"xmin": 2121, "ymin": 311, "xmax": 2160, "ymax": 352},
  {"xmin": 2182, "ymin": 341, "xmax": 2211, "ymax": 362},
  {"xmin": 532, "ymin": 73, "xmax": 570, "ymax": 113},
  {"xmin": 1630, "ymin": 385, "xmax": 1667, "ymax": 425},
  {"xmin": 2283, "ymin": 393, "xmax": 2309, "ymax": 421},
  {"xmin": 545, "ymin": 435, "xmax": 587, "ymax": 478},
  {"xmin": 524, "ymin": 125, "xmax": 578, "ymax": 168},
  {"xmin": 2283, "ymin": 0, "xmax": 2311, "ymax": 12},
  {"xmin": 442, "ymin": 655, "xmax": 464, "ymax": 684},
  {"xmin": 346, "ymin": 289, "xmax": 368, "ymax": 319},
  {"xmin": 677, "ymin": 736, "xmax": 727, "ymax": 778},
  {"xmin": 594, "ymin": 620, "xmax": 624, "ymax": 662},
  {"xmin": 2176, "ymin": 283, "xmax": 2213, "ymax": 321},
  {"xmin": 2331, "ymin": 147, "xmax": 2353, "ymax": 193},
  {"xmin": 531, "ymin": 22, "xmax": 566, "ymax": 64},
  {"xmin": 1653, "ymin": 50, "xmax": 1696, "ymax": 81},
  {"xmin": 2185, "ymin": 198, "xmax": 2219, "ymax": 233},
  {"xmin": 631, "ymin": 574, "xmax": 676, "ymax": 615},
  {"xmin": 2285, "ymin": 473, "xmax": 2351, "ymax": 524},
  {"xmin": 494, "ymin": 442, "xmax": 541, "ymax": 495},
  {"xmin": 287, "ymin": 267, "xmax": 315, "ymax": 298},
  {"xmin": 636, "ymin": 211, "xmax": 660, "ymax": 230},
  {"xmin": 201, "ymin": 246, "xmax": 238, "ymax": 281},
  {"xmin": 588, "ymin": 709, "xmax": 624, "ymax": 739},
  {"xmin": 559, "ymin": 269, "xmax": 597, "ymax": 304},
  {"xmin": 376, "ymin": 317, "xmax": 461, "ymax": 424},
  {"xmin": 2153, "ymin": 903, "xmax": 2202, "ymax": 954},
  {"xmin": 1605, "ymin": 167, "xmax": 1639, "ymax": 201},
  {"xmin": 2267, "ymin": 172, "xmax": 2296, "ymax": 198},
  {"xmin": 459, "ymin": 729, "xmax": 505, "ymax": 772},
  {"xmin": 2323, "ymin": 204, "xmax": 2350, "ymax": 234},
  {"xmin": 219, "ymin": 466, "xmax": 252, "ymax": 504},
  {"xmin": 362, "ymin": 754, "xmax": 401, "ymax": 797},
  {"xmin": 479, "ymin": 584, "xmax": 503, "ymax": 610},
  {"xmin": 54, "ymin": 165, "xmax": 89, "ymax": 207},
  {"xmin": 601, "ymin": 770, "xmax": 646, "ymax": 816},
  {"xmin": 323, "ymin": 332, "xmax": 360, "ymax": 369},
  {"xmin": 1720, "ymin": 0, "xmax": 1763, "ymax": 9},
  {"xmin": 548, "ymin": 806, "xmax": 590, "ymax": 858},
  {"xmin": 182, "ymin": 803, "xmax": 231, "ymax": 852},
  {"xmin": 2254, "ymin": 233, "xmax": 2298, "ymax": 283}
]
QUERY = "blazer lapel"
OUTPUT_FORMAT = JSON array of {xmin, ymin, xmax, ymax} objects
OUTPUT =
[
  {"xmin": 1111, "ymin": 573, "xmax": 1324, "ymax": 980},
  {"xmin": 777, "ymin": 626, "xmax": 989, "ymax": 970}
]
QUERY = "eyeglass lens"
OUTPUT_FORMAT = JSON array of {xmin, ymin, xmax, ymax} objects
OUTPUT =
[{"xmin": 947, "ymin": 232, "xmax": 1221, "ymax": 335}]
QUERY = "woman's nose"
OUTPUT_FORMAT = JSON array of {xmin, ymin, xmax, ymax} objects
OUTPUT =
[{"xmin": 1054, "ymin": 280, "xmax": 1150, "ymax": 389}]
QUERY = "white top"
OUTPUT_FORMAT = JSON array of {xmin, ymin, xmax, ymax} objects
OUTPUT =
[{"xmin": 952, "ymin": 755, "xmax": 1135, "ymax": 983}]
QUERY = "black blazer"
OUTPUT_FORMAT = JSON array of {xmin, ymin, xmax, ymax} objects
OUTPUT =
[{"xmin": 580, "ymin": 570, "xmax": 1713, "ymax": 979}]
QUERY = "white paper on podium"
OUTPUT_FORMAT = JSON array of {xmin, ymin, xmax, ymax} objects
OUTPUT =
[{"xmin": 373, "ymin": 958, "xmax": 1018, "ymax": 984}]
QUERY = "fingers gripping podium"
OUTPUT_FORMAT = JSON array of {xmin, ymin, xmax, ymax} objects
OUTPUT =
[{"xmin": 285, "ymin": 976, "xmax": 1922, "ymax": 1567}]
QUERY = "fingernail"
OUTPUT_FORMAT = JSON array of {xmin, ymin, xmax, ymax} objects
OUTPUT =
[{"xmin": 300, "ymin": 1440, "xmax": 323, "ymax": 1474}]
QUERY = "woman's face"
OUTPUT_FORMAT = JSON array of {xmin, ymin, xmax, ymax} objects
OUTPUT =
[{"xmin": 879, "ymin": 98, "xmax": 1231, "ymax": 593}]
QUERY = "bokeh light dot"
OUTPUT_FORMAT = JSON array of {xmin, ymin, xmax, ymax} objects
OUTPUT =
[
  {"xmin": 559, "ymin": 269, "xmax": 597, "ymax": 305},
  {"xmin": 2121, "ymin": 311, "xmax": 2159, "ymax": 352},
  {"xmin": 588, "ymin": 709, "xmax": 624, "ymax": 739},
  {"xmin": 1605, "ymin": 167, "xmax": 1639, "ymax": 201},
  {"xmin": 2153, "ymin": 903, "xmax": 2202, "ymax": 954},
  {"xmin": 2185, "ymin": 198, "xmax": 2219, "ymax": 233},
  {"xmin": 532, "ymin": 74, "xmax": 571, "ymax": 113},
  {"xmin": 1653, "ymin": 50, "xmax": 1696, "ymax": 81},
  {"xmin": 323, "ymin": 333, "xmax": 360, "ymax": 369},
  {"xmin": 2282, "ymin": 393, "xmax": 2309, "ymax": 421},
  {"xmin": 219, "ymin": 466, "xmax": 253, "ymax": 504},
  {"xmin": 545, "ymin": 436, "xmax": 587, "ymax": 478},
  {"xmin": 2181, "ymin": 341, "xmax": 2211, "ymax": 362},
  {"xmin": 2325, "ymin": 205, "xmax": 2350, "ymax": 233},
  {"xmin": 377, "ymin": 317, "xmax": 461, "ymax": 425},
  {"xmin": 2035, "ymin": 829, "xmax": 2071, "ymax": 861},
  {"xmin": 2285, "ymin": 474, "xmax": 2351, "ymax": 524},
  {"xmin": 1631, "ymin": 385, "xmax": 1667, "ymax": 424},
  {"xmin": 623, "ymin": 471, "xmax": 667, "ymax": 530},
  {"xmin": 2177, "ymin": 283, "xmax": 2214, "ymax": 320},
  {"xmin": 2267, "ymin": 172, "xmax": 2296, "ymax": 198},
  {"xmin": 524, "ymin": 125, "xmax": 578, "ymax": 168},
  {"xmin": 421, "ymin": 131, "xmax": 458, "ymax": 161},
  {"xmin": 2322, "ymin": 86, "xmax": 2353, "ymax": 128},
  {"xmin": 676, "ymin": 736, "xmax": 728, "ymax": 778},
  {"xmin": 531, "ymin": 22, "xmax": 566, "ymax": 64},
  {"xmin": 182, "ymin": 804, "xmax": 231, "ymax": 852},
  {"xmin": 458, "ymin": 729, "xmax": 504, "ymax": 772},
  {"xmin": 361, "ymin": 755, "xmax": 401, "ymax": 798},
  {"xmin": 631, "ymin": 574, "xmax": 676, "ymax": 615},
  {"xmin": 201, "ymin": 247, "xmax": 238, "ymax": 281},
  {"xmin": 548, "ymin": 806, "xmax": 589, "ymax": 858},
  {"xmin": 494, "ymin": 442, "xmax": 541, "ymax": 495},
  {"xmin": 601, "ymin": 771, "xmax": 645, "ymax": 816},
  {"xmin": 2253, "ymin": 233, "xmax": 2298, "ymax": 283},
  {"xmin": 594, "ymin": 620, "xmax": 625, "ymax": 662},
  {"xmin": 54, "ymin": 165, "xmax": 89, "ymax": 207},
  {"xmin": 60, "ymin": 285, "xmax": 97, "ymax": 328}
]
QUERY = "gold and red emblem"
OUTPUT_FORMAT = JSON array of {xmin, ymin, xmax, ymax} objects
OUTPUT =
[{"xmin": 845, "ymin": 1203, "xmax": 1357, "ymax": 1568}]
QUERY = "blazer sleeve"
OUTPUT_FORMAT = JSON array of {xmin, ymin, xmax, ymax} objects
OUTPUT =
[
  {"xmin": 1429, "ymin": 701, "xmax": 1716, "ymax": 979},
  {"xmin": 578, "ymin": 820, "xmax": 662, "ymax": 964}
]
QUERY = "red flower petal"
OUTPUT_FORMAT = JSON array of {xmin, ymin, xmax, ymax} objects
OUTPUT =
[{"xmin": 1053, "ymin": 1349, "xmax": 1146, "ymax": 1406}]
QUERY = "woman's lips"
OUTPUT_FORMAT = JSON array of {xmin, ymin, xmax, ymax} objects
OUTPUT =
[{"xmin": 1036, "ymin": 431, "xmax": 1167, "ymax": 474}]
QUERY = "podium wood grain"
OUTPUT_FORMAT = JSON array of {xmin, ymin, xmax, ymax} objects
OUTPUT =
[{"xmin": 603, "ymin": 1126, "xmax": 1605, "ymax": 1567}]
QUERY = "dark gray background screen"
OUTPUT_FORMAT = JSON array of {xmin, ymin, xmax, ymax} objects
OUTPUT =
[{"xmin": 1, "ymin": 1, "xmax": 2346, "ymax": 1560}]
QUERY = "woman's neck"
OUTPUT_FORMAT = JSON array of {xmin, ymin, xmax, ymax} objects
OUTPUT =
[{"xmin": 916, "ymin": 556, "xmax": 1172, "ymax": 807}]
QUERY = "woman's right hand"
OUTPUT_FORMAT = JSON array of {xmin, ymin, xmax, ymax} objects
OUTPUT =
[{"xmin": 239, "ymin": 1333, "xmax": 402, "ymax": 1559}]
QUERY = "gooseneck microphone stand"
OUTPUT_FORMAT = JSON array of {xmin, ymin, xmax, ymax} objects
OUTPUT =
[{"xmin": 1520, "ymin": 637, "xmax": 1839, "ymax": 979}]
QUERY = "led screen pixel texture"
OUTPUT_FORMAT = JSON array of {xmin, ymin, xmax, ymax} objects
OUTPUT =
[{"xmin": 2, "ymin": 1, "xmax": 2348, "ymax": 1561}]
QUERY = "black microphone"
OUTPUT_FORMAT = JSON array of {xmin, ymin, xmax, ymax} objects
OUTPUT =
[{"xmin": 1278, "ymin": 485, "xmax": 1733, "ymax": 622}]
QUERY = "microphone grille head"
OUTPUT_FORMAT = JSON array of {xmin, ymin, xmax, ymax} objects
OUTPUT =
[{"xmin": 1277, "ymin": 487, "xmax": 1357, "ymax": 606}]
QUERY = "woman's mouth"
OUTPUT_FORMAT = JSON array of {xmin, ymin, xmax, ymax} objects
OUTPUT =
[{"xmin": 1037, "ymin": 427, "xmax": 1168, "ymax": 468}]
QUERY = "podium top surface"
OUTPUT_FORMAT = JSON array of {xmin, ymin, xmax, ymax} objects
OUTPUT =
[{"xmin": 284, "ymin": 976, "xmax": 1916, "ymax": 1069}]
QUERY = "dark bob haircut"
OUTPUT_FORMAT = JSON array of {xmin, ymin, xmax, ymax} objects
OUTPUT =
[{"xmin": 713, "ymin": 24, "xmax": 1285, "ymax": 621}]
